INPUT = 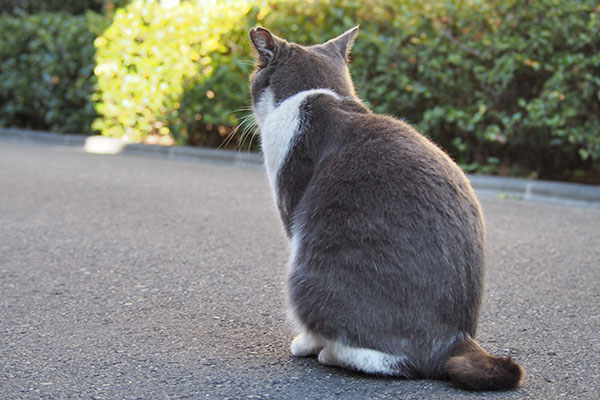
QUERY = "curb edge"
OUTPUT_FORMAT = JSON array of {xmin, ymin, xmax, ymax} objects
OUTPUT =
[{"xmin": 2, "ymin": 128, "xmax": 599, "ymax": 208}]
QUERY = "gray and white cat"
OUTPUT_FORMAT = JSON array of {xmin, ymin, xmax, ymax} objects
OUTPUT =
[{"xmin": 249, "ymin": 26, "xmax": 524, "ymax": 391}]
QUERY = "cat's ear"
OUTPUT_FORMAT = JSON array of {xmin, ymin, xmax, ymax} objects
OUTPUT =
[
  {"xmin": 250, "ymin": 27, "xmax": 278, "ymax": 64},
  {"xmin": 324, "ymin": 26, "xmax": 359, "ymax": 62}
]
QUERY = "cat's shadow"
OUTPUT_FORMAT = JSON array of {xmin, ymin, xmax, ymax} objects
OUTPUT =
[
  {"xmin": 288, "ymin": 355, "xmax": 501, "ymax": 395},
  {"xmin": 292, "ymin": 354, "xmax": 429, "ymax": 382}
]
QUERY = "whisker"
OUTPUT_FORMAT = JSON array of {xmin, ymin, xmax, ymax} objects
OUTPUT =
[
  {"xmin": 219, "ymin": 122, "xmax": 242, "ymax": 150},
  {"xmin": 238, "ymin": 118, "xmax": 252, "ymax": 146},
  {"xmin": 239, "ymin": 114, "xmax": 259, "ymax": 153},
  {"xmin": 236, "ymin": 59, "xmax": 256, "ymax": 67},
  {"xmin": 219, "ymin": 111, "xmax": 258, "ymax": 152},
  {"xmin": 227, "ymin": 105, "xmax": 254, "ymax": 116},
  {"xmin": 247, "ymin": 128, "xmax": 258, "ymax": 152}
]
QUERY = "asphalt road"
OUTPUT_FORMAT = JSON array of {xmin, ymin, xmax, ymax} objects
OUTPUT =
[{"xmin": 1, "ymin": 138, "xmax": 599, "ymax": 399}]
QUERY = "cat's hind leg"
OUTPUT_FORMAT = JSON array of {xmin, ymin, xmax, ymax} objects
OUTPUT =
[
  {"xmin": 318, "ymin": 340, "xmax": 415, "ymax": 378},
  {"xmin": 290, "ymin": 330, "xmax": 326, "ymax": 357}
]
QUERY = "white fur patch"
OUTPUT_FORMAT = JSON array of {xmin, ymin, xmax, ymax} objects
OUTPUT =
[
  {"xmin": 286, "ymin": 228, "xmax": 304, "ymax": 330},
  {"xmin": 291, "ymin": 330, "xmax": 325, "ymax": 357},
  {"xmin": 288, "ymin": 228, "xmax": 301, "ymax": 267},
  {"xmin": 253, "ymin": 88, "xmax": 340, "ymax": 199},
  {"xmin": 318, "ymin": 340, "xmax": 410, "ymax": 377}
]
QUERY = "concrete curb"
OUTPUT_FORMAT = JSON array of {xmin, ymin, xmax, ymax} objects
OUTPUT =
[
  {"xmin": 1, "ymin": 127, "xmax": 88, "ymax": 146},
  {"xmin": 0, "ymin": 127, "xmax": 263, "ymax": 168},
  {"xmin": 122, "ymin": 142, "xmax": 263, "ymax": 167},
  {"xmin": 468, "ymin": 175, "xmax": 600, "ymax": 208},
  {"xmin": 2, "ymin": 127, "xmax": 599, "ymax": 208}
]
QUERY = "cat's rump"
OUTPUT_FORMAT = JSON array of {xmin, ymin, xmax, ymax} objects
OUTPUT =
[{"xmin": 445, "ymin": 335, "xmax": 525, "ymax": 391}]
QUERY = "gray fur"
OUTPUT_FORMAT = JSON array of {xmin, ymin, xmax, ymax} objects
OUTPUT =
[{"xmin": 249, "ymin": 27, "xmax": 523, "ymax": 388}]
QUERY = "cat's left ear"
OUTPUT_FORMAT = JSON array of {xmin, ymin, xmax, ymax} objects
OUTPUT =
[
  {"xmin": 324, "ymin": 26, "xmax": 359, "ymax": 62},
  {"xmin": 250, "ymin": 27, "xmax": 278, "ymax": 64}
]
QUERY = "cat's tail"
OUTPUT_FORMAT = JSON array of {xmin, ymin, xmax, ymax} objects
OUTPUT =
[{"xmin": 443, "ymin": 335, "xmax": 525, "ymax": 391}]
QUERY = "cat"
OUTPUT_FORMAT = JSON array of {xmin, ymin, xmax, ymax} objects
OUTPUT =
[{"xmin": 249, "ymin": 26, "xmax": 524, "ymax": 391}]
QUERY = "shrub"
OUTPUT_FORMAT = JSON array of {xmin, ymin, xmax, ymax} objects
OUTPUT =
[
  {"xmin": 0, "ymin": 0, "xmax": 130, "ymax": 14},
  {"xmin": 92, "ymin": 0, "xmax": 255, "ymax": 142},
  {"xmin": 1, "ymin": 0, "xmax": 598, "ymax": 182},
  {"xmin": 0, "ymin": 12, "xmax": 107, "ymax": 133},
  {"xmin": 165, "ymin": 0, "xmax": 600, "ymax": 181},
  {"xmin": 168, "ymin": 6, "xmax": 262, "ymax": 148},
  {"xmin": 0, "ymin": 0, "xmax": 103, "ymax": 14},
  {"xmin": 256, "ymin": 0, "xmax": 600, "ymax": 181}
]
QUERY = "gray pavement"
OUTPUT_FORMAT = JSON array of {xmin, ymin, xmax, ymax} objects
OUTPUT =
[{"xmin": 1, "ymin": 138, "xmax": 599, "ymax": 399}]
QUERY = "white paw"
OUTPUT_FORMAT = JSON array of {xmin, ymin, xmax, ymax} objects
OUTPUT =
[
  {"xmin": 317, "ymin": 346, "xmax": 338, "ymax": 366},
  {"xmin": 290, "ymin": 332, "xmax": 323, "ymax": 357}
]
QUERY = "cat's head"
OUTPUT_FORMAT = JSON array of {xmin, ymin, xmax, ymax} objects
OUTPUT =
[{"xmin": 249, "ymin": 26, "xmax": 359, "ymax": 106}]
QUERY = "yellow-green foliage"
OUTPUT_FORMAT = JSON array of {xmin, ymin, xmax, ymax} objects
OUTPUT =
[{"xmin": 92, "ymin": 0, "xmax": 255, "ymax": 141}]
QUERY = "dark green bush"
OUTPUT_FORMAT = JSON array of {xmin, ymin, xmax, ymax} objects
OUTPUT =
[
  {"xmin": 0, "ymin": 0, "xmax": 103, "ymax": 14},
  {"xmin": 0, "ymin": 0, "xmax": 130, "ymax": 14},
  {"xmin": 0, "ymin": 12, "xmax": 107, "ymax": 133},
  {"xmin": 257, "ymin": 0, "xmax": 600, "ymax": 181}
]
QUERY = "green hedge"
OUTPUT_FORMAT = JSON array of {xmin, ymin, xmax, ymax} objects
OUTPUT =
[
  {"xmin": 0, "ymin": 0, "xmax": 102, "ymax": 14},
  {"xmin": 255, "ymin": 0, "xmax": 600, "ymax": 181},
  {"xmin": 0, "ymin": 0, "xmax": 129, "ymax": 14},
  {"xmin": 0, "ymin": 0, "xmax": 598, "ymax": 182},
  {"xmin": 0, "ymin": 12, "xmax": 107, "ymax": 133}
]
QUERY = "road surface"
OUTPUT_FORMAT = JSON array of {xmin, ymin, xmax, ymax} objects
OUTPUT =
[{"xmin": 1, "ymin": 138, "xmax": 599, "ymax": 399}]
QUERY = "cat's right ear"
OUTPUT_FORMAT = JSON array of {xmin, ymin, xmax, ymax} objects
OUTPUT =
[
  {"xmin": 250, "ymin": 27, "xmax": 277, "ymax": 64},
  {"xmin": 324, "ymin": 26, "xmax": 359, "ymax": 63}
]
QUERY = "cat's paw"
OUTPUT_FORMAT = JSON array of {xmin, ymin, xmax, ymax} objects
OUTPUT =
[
  {"xmin": 290, "ymin": 332, "xmax": 323, "ymax": 357},
  {"xmin": 317, "ymin": 346, "xmax": 338, "ymax": 366}
]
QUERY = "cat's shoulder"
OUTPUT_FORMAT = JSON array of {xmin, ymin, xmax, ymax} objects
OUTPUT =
[
  {"xmin": 304, "ymin": 93, "xmax": 370, "ymax": 114},
  {"xmin": 305, "ymin": 93, "xmax": 420, "ymax": 142}
]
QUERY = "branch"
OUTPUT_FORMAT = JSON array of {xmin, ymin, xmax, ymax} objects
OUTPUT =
[{"xmin": 440, "ymin": 29, "xmax": 486, "ymax": 59}]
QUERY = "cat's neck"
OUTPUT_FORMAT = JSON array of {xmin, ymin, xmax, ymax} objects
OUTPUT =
[{"xmin": 256, "ymin": 88, "xmax": 337, "ymax": 193}]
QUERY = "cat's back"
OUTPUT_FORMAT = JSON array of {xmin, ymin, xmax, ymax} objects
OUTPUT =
[
  {"xmin": 296, "ymin": 93, "xmax": 485, "ymax": 276},
  {"xmin": 304, "ymin": 95, "xmax": 481, "ymax": 226},
  {"xmin": 289, "ymin": 96, "xmax": 486, "ymax": 360}
]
